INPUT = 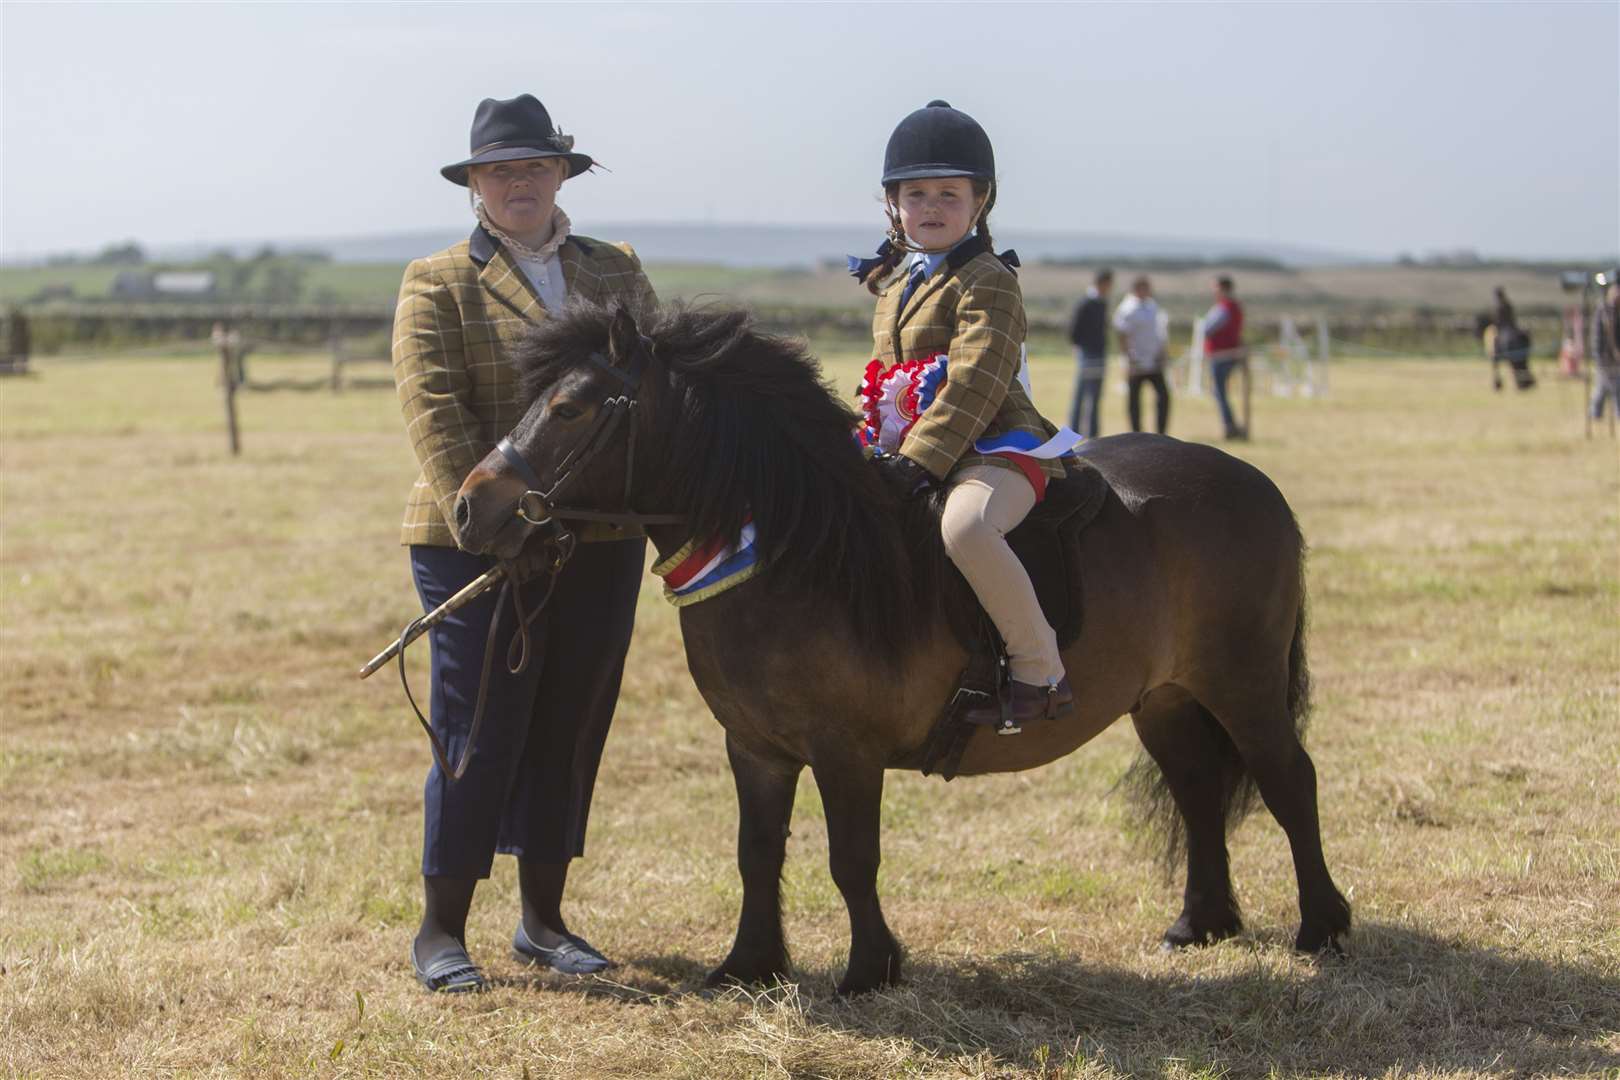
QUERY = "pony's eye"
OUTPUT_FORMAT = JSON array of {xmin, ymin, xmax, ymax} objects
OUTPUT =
[{"xmin": 551, "ymin": 402, "xmax": 584, "ymax": 421}]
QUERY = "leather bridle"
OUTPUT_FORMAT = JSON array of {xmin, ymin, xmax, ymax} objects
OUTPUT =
[
  {"xmin": 497, "ymin": 345, "xmax": 686, "ymax": 539},
  {"xmin": 398, "ymin": 342, "xmax": 686, "ymax": 783}
]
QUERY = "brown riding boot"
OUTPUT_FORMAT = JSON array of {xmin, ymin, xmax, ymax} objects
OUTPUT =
[
  {"xmin": 964, "ymin": 677, "xmax": 1075, "ymax": 735},
  {"xmin": 1005, "ymin": 677, "xmax": 1075, "ymax": 731}
]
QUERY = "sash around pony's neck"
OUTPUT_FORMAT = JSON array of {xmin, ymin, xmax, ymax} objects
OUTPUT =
[{"xmin": 652, "ymin": 519, "xmax": 760, "ymax": 607}]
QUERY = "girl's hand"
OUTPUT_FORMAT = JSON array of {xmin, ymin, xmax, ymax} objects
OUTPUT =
[{"xmin": 873, "ymin": 452, "xmax": 935, "ymax": 501}]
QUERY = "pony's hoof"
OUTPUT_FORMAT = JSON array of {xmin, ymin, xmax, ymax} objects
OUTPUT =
[
  {"xmin": 834, "ymin": 971, "xmax": 894, "ymax": 997},
  {"xmin": 835, "ymin": 950, "xmax": 902, "ymax": 996},
  {"xmin": 1160, "ymin": 912, "xmax": 1241, "ymax": 951},
  {"xmin": 1296, "ymin": 930, "xmax": 1348, "ymax": 959},
  {"xmin": 703, "ymin": 954, "xmax": 789, "ymax": 990}
]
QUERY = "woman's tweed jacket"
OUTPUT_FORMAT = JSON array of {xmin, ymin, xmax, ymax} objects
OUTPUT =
[
  {"xmin": 392, "ymin": 225, "xmax": 657, "ymax": 547},
  {"xmin": 870, "ymin": 234, "xmax": 1062, "ymax": 483}
]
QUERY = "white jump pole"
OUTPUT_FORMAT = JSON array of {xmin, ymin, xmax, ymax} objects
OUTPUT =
[
  {"xmin": 1314, "ymin": 315, "xmax": 1330, "ymax": 396},
  {"xmin": 1186, "ymin": 316, "xmax": 1206, "ymax": 396}
]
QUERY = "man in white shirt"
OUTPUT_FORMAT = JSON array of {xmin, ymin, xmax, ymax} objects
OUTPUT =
[{"xmin": 1112, "ymin": 275, "xmax": 1171, "ymax": 434}]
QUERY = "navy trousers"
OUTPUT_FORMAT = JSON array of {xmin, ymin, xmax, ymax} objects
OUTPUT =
[
  {"xmin": 409, "ymin": 538, "xmax": 645, "ymax": 878},
  {"xmin": 1211, "ymin": 359, "xmax": 1241, "ymax": 434}
]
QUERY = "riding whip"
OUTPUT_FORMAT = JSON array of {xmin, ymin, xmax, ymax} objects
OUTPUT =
[{"xmin": 356, "ymin": 565, "xmax": 505, "ymax": 679}]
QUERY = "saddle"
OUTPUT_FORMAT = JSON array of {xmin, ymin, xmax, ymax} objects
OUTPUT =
[{"xmin": 917, "ymin": 456, "xmax": 1111, "ymax": 779}]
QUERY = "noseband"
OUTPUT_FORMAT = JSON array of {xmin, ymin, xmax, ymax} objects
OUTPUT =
[{"xmin": 496, "ymin": 344, "xmax": 686, "ymax": 539}]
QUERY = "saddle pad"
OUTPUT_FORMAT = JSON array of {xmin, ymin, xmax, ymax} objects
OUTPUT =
[{"xmin": 1004, "ymin": 456, "xmax": 1109, "ymax": 647}]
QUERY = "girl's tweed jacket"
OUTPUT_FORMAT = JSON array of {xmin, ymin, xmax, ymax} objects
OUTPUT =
[
  {"xmin": 871, "ymin": 234, "xmax": 1062, "ymax": 482},
  {"xmin": 392, "ymin": 225, "xmax": 657, "ymax": 547}
]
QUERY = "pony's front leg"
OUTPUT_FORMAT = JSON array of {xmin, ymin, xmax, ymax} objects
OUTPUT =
[
  {"xmin": 812, "ymin": 757, "xmax": 901, "ymax": 995},
  {"xmin": 706, "ymin": 733, "xmax": 801, "ymax": 988}
]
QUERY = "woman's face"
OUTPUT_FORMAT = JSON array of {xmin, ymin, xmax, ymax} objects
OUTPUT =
[
  {"xmin": 471, "ymin": 157, "xmax": 563, "ymax": 235},
  {"xmin": 895, "ymin": 177, "xmax": 978, "ymax": 250}
]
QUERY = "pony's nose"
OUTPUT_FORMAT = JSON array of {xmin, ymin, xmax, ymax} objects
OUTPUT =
[{"xmin": 453, "ymin": 494, "xmax": 474, "ymax": 535}]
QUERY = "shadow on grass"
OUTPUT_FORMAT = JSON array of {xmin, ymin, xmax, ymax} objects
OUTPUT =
[
  {"xmin": 613, "ymin": 924, "xmax": 1620, "ymax": 1075},
  {"xmin": 483, "ymin": 954, "xmax": 708, "ymax": 1004}
]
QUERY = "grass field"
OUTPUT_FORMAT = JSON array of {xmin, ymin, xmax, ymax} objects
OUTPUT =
[
  {"xmin": 1, "ymin": 344, "xmax": 1616, "ymax": 1078},
  {"xmin": 1, "ymin": 258, "xmax": 1587, "ymax": 326}
]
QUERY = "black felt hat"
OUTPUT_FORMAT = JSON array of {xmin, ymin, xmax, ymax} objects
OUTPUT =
[
  {"xmin": 440, "ymin": 94, "xmax": 594, "ymax": 186},
  {"xmin": 881, "ymin": 100, "xmax": 995, "ymax": 185}
]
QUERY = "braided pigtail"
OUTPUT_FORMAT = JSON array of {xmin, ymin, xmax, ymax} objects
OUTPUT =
[
  {"xmin": 861, "ymin": 184, "xmax": 909, "ymax": 294},
  {"xmin": 972, "ymin": 178, "xmax": 997, "ymax": 252}
]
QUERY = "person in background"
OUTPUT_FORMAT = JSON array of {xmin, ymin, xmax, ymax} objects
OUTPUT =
[
  {"xmin": 1203, "ymin": 275, "xmax": 1247, "ymax": 438},
  {"xmin": 1591, "ymin": 281, "xmax": 1620, "ymax": 421},
  {"xmin": 1067, "ymin": 268, "xmax": 1113, "ymax": 439},
  {"xmin": 1491, "ymin": 285, "xmax": 1535, "ymax": 391},
  {"xmin": 1112, "ymin": 275, "xmax": 1170, "ymax": 434},
  {"xmin": 1494, "ymin": 286, "xmax": 1519, "ymax": 337}
]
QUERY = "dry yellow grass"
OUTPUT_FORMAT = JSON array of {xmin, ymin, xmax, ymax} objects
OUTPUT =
[{"xmin": 1, "ymin": 344, "xmax": 1616, "ymax": 1079}]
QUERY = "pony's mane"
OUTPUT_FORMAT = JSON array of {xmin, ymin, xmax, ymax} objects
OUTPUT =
[{"xmin": 513, "ymin": 301, "xmax": 951, "ymax": 661}]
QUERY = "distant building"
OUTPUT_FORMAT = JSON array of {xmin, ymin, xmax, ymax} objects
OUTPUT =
[
  {"xmin": 29, "ymin": 283, "xmax": 76, "ymax": 303},
  {"xmin": 110, "ymin": 270, "xmax": 218, "ymax": 300}
]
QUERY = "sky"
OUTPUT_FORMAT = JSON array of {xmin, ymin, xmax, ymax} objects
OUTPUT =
[{"xmin": 1, "ymin": 1, "xmax": 1617, "ymax": 262}]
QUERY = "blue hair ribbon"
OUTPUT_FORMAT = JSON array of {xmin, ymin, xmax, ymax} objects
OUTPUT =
[{"xmin": 846, "ymin": 239, "xmax": 896, "ymax": 281}]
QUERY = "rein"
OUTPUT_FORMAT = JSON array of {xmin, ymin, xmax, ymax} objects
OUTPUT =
[{"xmin": 393, "ymin": 532, "xmax": 574, "ymax": 782}]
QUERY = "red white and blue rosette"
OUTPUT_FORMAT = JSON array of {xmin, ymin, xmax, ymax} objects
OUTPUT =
[{"xmin": 858, "ymin": 354, "xmax": 950, "ymax": 453}]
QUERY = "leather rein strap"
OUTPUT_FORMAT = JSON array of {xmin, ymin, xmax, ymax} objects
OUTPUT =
[{"xmin": 394, "ymin": 537, "xmax": 570, "ymax": 783}]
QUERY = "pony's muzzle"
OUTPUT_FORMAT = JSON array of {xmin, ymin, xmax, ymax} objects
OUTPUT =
[{"xmin": 453, "ymin": 458, "xmax": 531, "ymax": 557}]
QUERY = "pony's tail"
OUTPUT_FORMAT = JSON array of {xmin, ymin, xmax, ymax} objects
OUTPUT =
[{"xmin": 1118, "ymin": 517, "xmax": 1311, "ymax": 876}]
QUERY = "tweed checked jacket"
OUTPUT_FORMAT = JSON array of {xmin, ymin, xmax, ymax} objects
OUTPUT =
[
  {"xmin": 871, "ymin": 235, "xmax": 1063, "ymax": 482},
  {"xmin": 393, "ymin": 225, "xmax": 657, "ymax": 547}
]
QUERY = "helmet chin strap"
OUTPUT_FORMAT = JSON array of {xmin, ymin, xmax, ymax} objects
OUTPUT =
[{"xmin": 886, "ymin": 180, "xmax": 995, "ymax": 255}]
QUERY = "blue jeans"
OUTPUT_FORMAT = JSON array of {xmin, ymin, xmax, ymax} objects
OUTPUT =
[
  {"xmin": 1593, "ymin": 369, "xmax": 1620, "ymax": 419},
  {"xmin": 409, "ymin": 538, "xmax": 645, "ymax": 878},
  {"xmin": 1069, "ymin": 349, "xmax": 1105, "ymax": 438},
  {"xmin": 1212, "ymin": 358, "xmax": 1242, "ymax": 435}
]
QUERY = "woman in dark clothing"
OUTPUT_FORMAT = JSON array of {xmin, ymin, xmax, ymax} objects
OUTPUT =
[{"xmin": 391, "ymin": 94, "xmax": 656, "ymax": 993}]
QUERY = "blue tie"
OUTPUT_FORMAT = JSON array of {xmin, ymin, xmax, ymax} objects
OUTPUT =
[{"xmin": 899, "ymin": 260, "xmax": 928, "ymax": 309}]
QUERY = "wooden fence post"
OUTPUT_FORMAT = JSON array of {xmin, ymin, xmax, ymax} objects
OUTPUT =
[{"xmin": 213, "ymin": 322, "xmax": 241, "ymax": 455}]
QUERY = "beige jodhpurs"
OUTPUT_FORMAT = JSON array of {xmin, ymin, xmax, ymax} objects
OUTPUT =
[{"xmin": 940, "ymin": 464, "xmax": 1065, "ymax": 686}]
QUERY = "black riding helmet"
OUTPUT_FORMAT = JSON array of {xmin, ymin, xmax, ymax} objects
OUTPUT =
[{"xmin": 881, "ymin": 100, "xmax": 995, "ymax": 185}]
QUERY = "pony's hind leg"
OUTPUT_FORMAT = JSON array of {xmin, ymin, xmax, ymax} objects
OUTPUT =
[
  {"xmin": 706, "ymin": 734, "xmax": 801, "ymax": 988},
  {"xmin": 812, "ymin": 756, "xmax": 901, "ymax": 995},
  {"xmin": 1130, "ymin": 687, "xmax": 1244, "ymax": 949},
  {"xmin": 1236, "ymin": 728, "xmax": 1351, "ymax": 954},
  {"xmin": 1198, "ymin": 683, "xmax": 1352, "ymax": 955}
]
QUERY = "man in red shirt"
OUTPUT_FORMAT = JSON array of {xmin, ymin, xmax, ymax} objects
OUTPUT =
[{"xmin": 1203, "ymin": 275, "xmax": 1247, "ymax": 439}]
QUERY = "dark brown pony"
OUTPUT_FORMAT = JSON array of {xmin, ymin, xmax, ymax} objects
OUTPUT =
[{"xmin": 454, "ymin": 303, "xmax": 1350, "ymax": 995}]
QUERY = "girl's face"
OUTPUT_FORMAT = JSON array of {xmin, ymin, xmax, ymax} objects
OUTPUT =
[
  {"xmin": 470, "ymin": 157, "xmax": 564, "ymax": 236},
  {"xmin": 895, "ymin": 177, "xmax": 978, "ymax": 249}
]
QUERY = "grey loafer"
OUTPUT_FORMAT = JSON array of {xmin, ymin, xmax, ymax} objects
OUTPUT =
[
  {"xmin": 412, "ymin": 942, "xmax": 487, "ymax": 993},
  {"xmin": 512, "ymin": 923, "xmax": 612, "ymax": 974}
]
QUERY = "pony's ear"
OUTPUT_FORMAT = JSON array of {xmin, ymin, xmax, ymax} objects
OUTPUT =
[{"xmin": 607, "ymin": 305, "xmax": 642, "ymax": 370}]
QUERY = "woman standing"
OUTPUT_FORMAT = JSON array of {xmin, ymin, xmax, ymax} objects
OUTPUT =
[{"xmin": 392, "ymin": 94, "xmax": 656, "ymax": 993}]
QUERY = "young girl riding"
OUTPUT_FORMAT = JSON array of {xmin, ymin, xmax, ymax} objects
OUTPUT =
[{"xmin": 852, "ymin": 100, "xmax": 1081, "ymax": 732}]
